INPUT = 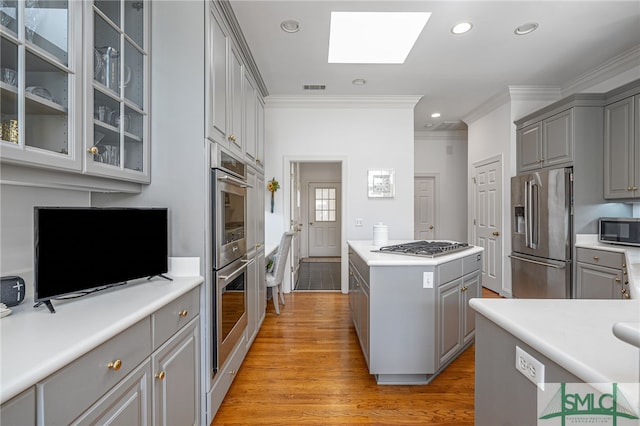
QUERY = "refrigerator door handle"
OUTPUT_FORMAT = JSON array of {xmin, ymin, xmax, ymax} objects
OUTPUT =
[
  {"xmin": 509, "ymin": 254, "xmax": 566, "ymax": 269},
  {"xmin": 524, "ymin": 180, "xmax": 530, "ymax": 248},
  {"xmin": 529, "ymin": 180, "xmax": 539, "ymax": 249}
]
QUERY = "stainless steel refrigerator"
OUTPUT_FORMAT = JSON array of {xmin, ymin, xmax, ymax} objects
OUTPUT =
[{"xmin": 510, "ymin": 167, "xmax": 572, "ymax": 298}]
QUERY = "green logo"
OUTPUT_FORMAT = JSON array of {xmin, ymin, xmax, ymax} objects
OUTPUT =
[{"xmin": 539, "ymin": 383, "xmax": 639, "ymax": 425}]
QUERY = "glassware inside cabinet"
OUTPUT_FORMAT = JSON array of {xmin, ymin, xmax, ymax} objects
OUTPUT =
[
  {"xmin": 94, "ymin": 13, "xmax": 120, "ymax": 93},
  {"xmin": 24, "ymin": 49, "xmax": 69, "ymax": 154},
  {"xmin": 25, "ymin": 0, "xmax": 69, "ymax": 66},
  {"xmin": 124, "ymin": 39, "xmax": 142, "ymax": 107},
  {"xmin": 1, "ymin": 37, "xmax": 18, "ymax": 144},
  {"xmin": 123, "ymin": 105, "xmax": 142, "ymax": 172},
  {"xmin": 0, "ymin": 0, "xmax": 18, "ymax": 35}
]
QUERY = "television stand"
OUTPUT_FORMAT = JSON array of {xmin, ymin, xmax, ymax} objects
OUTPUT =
[
  {"xmin": 34, "ymin": 300, "xmax": 56, "ymax": 314},
  {"xmin": 148, "ymin": 274, "xmax": 173, "ymax": 282}
]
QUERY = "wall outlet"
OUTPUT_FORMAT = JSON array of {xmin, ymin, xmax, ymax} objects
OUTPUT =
[
  {"xmin": 355, "ymin": 218, "xmax": 363, "ymax": 227},
  {"xmin": 515, "ymin": 346, "xmax": 545, "ymax": 390},
  {"xmin": 423, "ymin": 272, "xmax": 434, "ymax": 288}
]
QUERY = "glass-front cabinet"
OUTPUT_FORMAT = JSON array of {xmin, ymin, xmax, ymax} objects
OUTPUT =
[
  {"xmin": 0, "ymin": 0, "xmax": 82, "ymax": 170},
  {"xmin": 85, "ymin": 0, "xmax": 149, "ymax": 182}
]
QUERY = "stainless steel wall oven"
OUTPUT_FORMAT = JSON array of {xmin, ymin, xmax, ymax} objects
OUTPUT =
[{"xmin": 211, "ymin": 146, "xmax": 250, "ymax": 375}]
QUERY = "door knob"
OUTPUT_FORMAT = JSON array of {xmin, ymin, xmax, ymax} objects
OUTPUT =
[
  {"xmin": 492, "ymin": 231, "xmax": 500, "ymax": 236},
  {"xmin": 88, "ymin": 146, "xmax": 99, "ymax": 155},
  {"xmin": 309, "ymin": 222, "xmax": 313, "ymax": 225},
  {"xmin": 429, "ymin": 225, "xmax": 434, "ymax": 230}
]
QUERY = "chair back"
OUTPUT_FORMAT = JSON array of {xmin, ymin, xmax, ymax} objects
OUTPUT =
[{"xmin": 272, "ymin": 231, "xmax": 295, "ymax": 285}]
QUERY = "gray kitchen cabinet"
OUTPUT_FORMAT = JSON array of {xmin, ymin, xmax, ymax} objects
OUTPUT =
[
  {"xmin": 152, "ymin": 319, "xmax": 200, "ymax": 426},
  {"xmin": 517, "ymin": 109, "xmax": 573, "ymax": 173},
  {"xmin": 244, "ymin": 73, "xmax": 258, "ymax": 165},
  {"xmin": 604, "ymin": 86, "xmax": 640, "ymax": 199},
  {"xmin": 0, "ymin": 1, "xmax": 83, "ymax": 171},
  {"xmin": 256, "ymin": 99, "xmax": 265, "ymax": 171},
  {"xmin": 436, "ymin": 255, "xmax": 481, "ymax": 368},
  {"xmin": 35, "ymin": 286, "xmax": 201, "ymax": 426},
  {"xmin": 84, "ymin": 0, "xmax": 151, "ymax": 183},
  {"xmin": 576, "ymin": 247, "xmax": 629, "ymax": 299},
  {"xmin": 348, "ymin": 256, "xmax": 370, "ymax": 364},
  {"xmin": 0, "ymin": 387, "xmax": 35, "ymax": 426},
  {"xmin": 207, "ymin": 6, "xmax": 229, "ymax": 146},
  {"xmin": 72, "ymin": 360, "xmax": 152, "ymax": 426},
  {"xmin": 246, "ymin": 167, "xmax": 266, "ymax": 347},
  {"xmin": 228, "ymin": 44, "xmax": 244, "ymax": 155},
  {"xmin": 347, "ymin": 244, "xmax": 482, "ymax": 384}
]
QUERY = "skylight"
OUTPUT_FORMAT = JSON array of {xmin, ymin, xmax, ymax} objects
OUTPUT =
[{"xmin": 328, "ymin": 11, "xmax": 431, "ymax": 64}]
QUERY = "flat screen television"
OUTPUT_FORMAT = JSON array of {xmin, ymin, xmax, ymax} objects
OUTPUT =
[{"xmin": 34, "ymin": 207, "xmax": 169, "ymax": 312}]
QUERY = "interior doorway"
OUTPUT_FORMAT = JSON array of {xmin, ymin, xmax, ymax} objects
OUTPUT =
[
  {"xmin": 289, "ymin": 161, "xmax": 342, "ymax": 291},
  {"xmin": 414, "ymin": 175, "xmax": 437, "ymax": 240}
]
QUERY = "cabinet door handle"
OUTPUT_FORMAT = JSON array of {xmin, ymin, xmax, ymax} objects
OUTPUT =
[
  {"xmin": 155, "ymin": 371, "xmax": 166, "ymax": 380},
  {"xmin": 178, "ymin": 309, "xmax": 188, "ymax": 317},
  {"xmin": 228, "ymin": 134, "xmax": 236, "ymax": 142},
  {"xmin": 615, "ymin": 278, "xmax": 621, "ymax": 283},
  {"xmin": 593, "ymin": 256, "xmax": 599, "ymax": 260},
  {"xmin": 108, "ymin": 359, "xmax": 122, "ymax": 371},
  {"xmin": 88, "ymin": 146, "xmax": 99, "ymax": 155}
]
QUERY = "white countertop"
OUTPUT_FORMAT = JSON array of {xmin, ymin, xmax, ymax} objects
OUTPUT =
[
  {"xmin": 575, "ymin": 234, "xmax": 640, "ymax": 299},
  {"xmin": 0, "ymin": 274, "xmax": 203, "ymax": 404},
  {"xmin": 470, "ymin": 297, "xmax": 640, "ymax": 409},
  {"xmin": 348, "ymin": 240, "xmax": 484, "ymax": 266}
]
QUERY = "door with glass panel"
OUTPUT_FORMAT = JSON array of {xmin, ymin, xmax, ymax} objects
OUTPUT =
[
  {"xmin": 0, "ymin": 0, "xmax": 82, "ymax": 170},
  {"xmin": 308, "ymin": 182, "xmax": 341, "ymax": 257},
  {"xmin": 84, "ymin": 0, "xmax": 149, "ymax": 182}
]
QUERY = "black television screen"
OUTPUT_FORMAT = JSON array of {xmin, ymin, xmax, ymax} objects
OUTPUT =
[{"xmin": 34, "ymin": 207, "xmax": 168, "ymax": 303}]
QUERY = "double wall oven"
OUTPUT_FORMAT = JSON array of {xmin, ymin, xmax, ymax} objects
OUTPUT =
[{"xmin": 211, "ymin": 146, "xmax": 251, "ymax": 376}]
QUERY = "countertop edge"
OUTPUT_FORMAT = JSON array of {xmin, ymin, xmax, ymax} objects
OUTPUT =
[{"xmin": 348, "ymin": 240, "xmax": 484, "ymax": 266}]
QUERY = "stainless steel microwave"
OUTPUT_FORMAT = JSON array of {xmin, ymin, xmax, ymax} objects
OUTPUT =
[{"xmin": 598, "ymin": 217, "xmax": 640, "ymax": 246}]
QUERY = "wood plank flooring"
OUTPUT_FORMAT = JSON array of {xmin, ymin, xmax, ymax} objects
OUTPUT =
[{"xmin": 212, "ymin": 288, "xmax": 500, "ymax": 425}]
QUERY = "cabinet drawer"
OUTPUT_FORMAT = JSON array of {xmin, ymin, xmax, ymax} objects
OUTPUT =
[
  {"xmin": 349, "ymin": 251, "xmax": 369, "ymax": 284},
  {"xmin": 0, "ymin": 387, "xmax": 35, "ymax": 426},
  {"xmin": 576, "ymin": 248, "xmax": 625, "ymax": 269},
  {"xmin": 152, "ymin": 287, "xmax": 200, "ymax": 350},
  {"xmin": 439, "ymin": 259, "xmax": 462, "ymax": 285},
  {"xmin": 39, "ymin": 317, "xmax": 151, "ymax": 426},
  {"xmin": 463, "ymin": 252, "xmax": 482, "ymax": 275}
]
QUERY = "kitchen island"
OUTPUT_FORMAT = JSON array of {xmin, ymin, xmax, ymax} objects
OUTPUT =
[
  {"xmin": 347, "ymin": 240, "xmax": 483, "ymax": 384},
  {"xmin": 471, "ymin": 297, "xmax": 640, "ymax": 425}
]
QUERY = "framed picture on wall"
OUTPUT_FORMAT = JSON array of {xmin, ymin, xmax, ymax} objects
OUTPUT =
[{"xmin": 367, "ymin": 169, "xmax": 395, "ymax": 198}]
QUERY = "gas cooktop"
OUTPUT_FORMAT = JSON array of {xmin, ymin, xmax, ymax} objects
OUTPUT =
[{"xmin": 376, "ymin": 241, "xmax": 471, "ymax": 258}]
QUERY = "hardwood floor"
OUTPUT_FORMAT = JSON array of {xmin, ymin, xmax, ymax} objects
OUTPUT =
[{"xmin": 212, "ymin": 288, "xmax": 501, "ymax": 425}]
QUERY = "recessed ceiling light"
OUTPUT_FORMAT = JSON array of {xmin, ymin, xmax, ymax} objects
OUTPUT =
[
  {"xmin": 431, "ymin": 112, "xmax": 441, "ymax": 118},
  {"xmin": 514, "ymin": 22, "xmax": 539, "ymax": 35},
  {"xmin": 280, "ymin": 20, "xmax": 300, "ymax": 33},
  {"xmin": 451, "ymin": 22, "xmax": 472, "ymax": 35},
  {"xmin": 352, "ymin": 78, "xmax": 367, "ymax": 86},
  {"xmin": 328, "ymin": 11, "xmax": 431, "ymax": 64}
]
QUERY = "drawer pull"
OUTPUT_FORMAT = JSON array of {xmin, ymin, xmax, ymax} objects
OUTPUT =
[
  {"xmin": 108, "ymin": 359, "xmax": 122, "ymax": 371},
  {"xmin": 229, "ymin": 370, "xmax": 236, "ymax": 375},
  {"xmin": 179, "ymin": 309, "xmax": 188, "ymax": 317},
  {"xmin": 615, "ymin": 278, "xmax": 621, "ymax": 283},
  {"xmin": 592, "ymin": 256, "xmax": 599, "ymax": 260},
  {"xmin": 155, "ymin": 371, "xmax": 166, "ymax": 380}
]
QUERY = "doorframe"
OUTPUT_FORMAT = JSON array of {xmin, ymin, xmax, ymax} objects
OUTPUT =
[
  {"xmin": 470, "ymin": 154, "xmax": 506, "ymax": 296},
  {"xmin": 414, "ymin": 172, "xmax": 439, "ymax": 240},
  {"xmin": 283, "ymin": 155, "xmax": 349, "ymax": 294}
]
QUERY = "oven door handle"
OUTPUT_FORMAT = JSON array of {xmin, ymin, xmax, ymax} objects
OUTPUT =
[
  {"xmin": 219, "ymin": 258, "xmax": 255, "ymax": 281},
  {"xmin": 217, "ymin": 174, "xmax": 252, "ymax": 188}
]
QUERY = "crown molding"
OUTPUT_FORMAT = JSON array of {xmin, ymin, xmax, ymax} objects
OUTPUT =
[
  {"xmin": 508, "ymin": 86, "xmax": 562, "ymax": 102},
  {"xmin": 462, "ymin": 90, "xmax": 510, "ymax": 125},
  {"xmin": 562, "ymin": 44, "xmax": 640, "ymax": 96},
  {"xmin": 265, "ymin": 95, "xmax": 423, "ymax": 109}
]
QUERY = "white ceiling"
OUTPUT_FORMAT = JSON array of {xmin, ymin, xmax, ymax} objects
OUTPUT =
[{"xmin": 229, "ymin": 1, "xmax": 640, "ymax": 131}]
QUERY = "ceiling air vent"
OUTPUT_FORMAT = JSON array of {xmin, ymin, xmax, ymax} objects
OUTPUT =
[
  {"xmin": 303, "ymin": 84, "xmax": 326, "ymax": 91},
  {"xmin": 433, "ymin": 121, "xmax": 467, "ymax": 131}
]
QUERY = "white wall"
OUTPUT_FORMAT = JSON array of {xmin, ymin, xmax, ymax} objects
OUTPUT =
[
  {"xmin": 414, "ymin": 130, "xmax": 468, "ymax": 242},
  {"xmin": 264, "ymin": 96, "xmax": 419, "ymax": 250},
  {"xmin": 0, "ymin": 185, "xmax": 90, "ymax": 298},
  {"xmin": 264, "ymin": 96, "xmax": 419, "ymax": 293}
]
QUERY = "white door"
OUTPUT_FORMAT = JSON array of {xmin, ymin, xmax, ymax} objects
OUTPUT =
[
  {"xmin": 308, "ymin": 182, "xmax": 341, "ymax": 257},
  {"xmin": 473, "ymin": 157, "xmax": 502, "ymax": 294},
  {"xmin": 290, "ymin": 163, "xmax": 302, "ymax": 286},
  {"xmin": 414, "ymin": 176, "xmax": 436, "ymax": 240}
]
